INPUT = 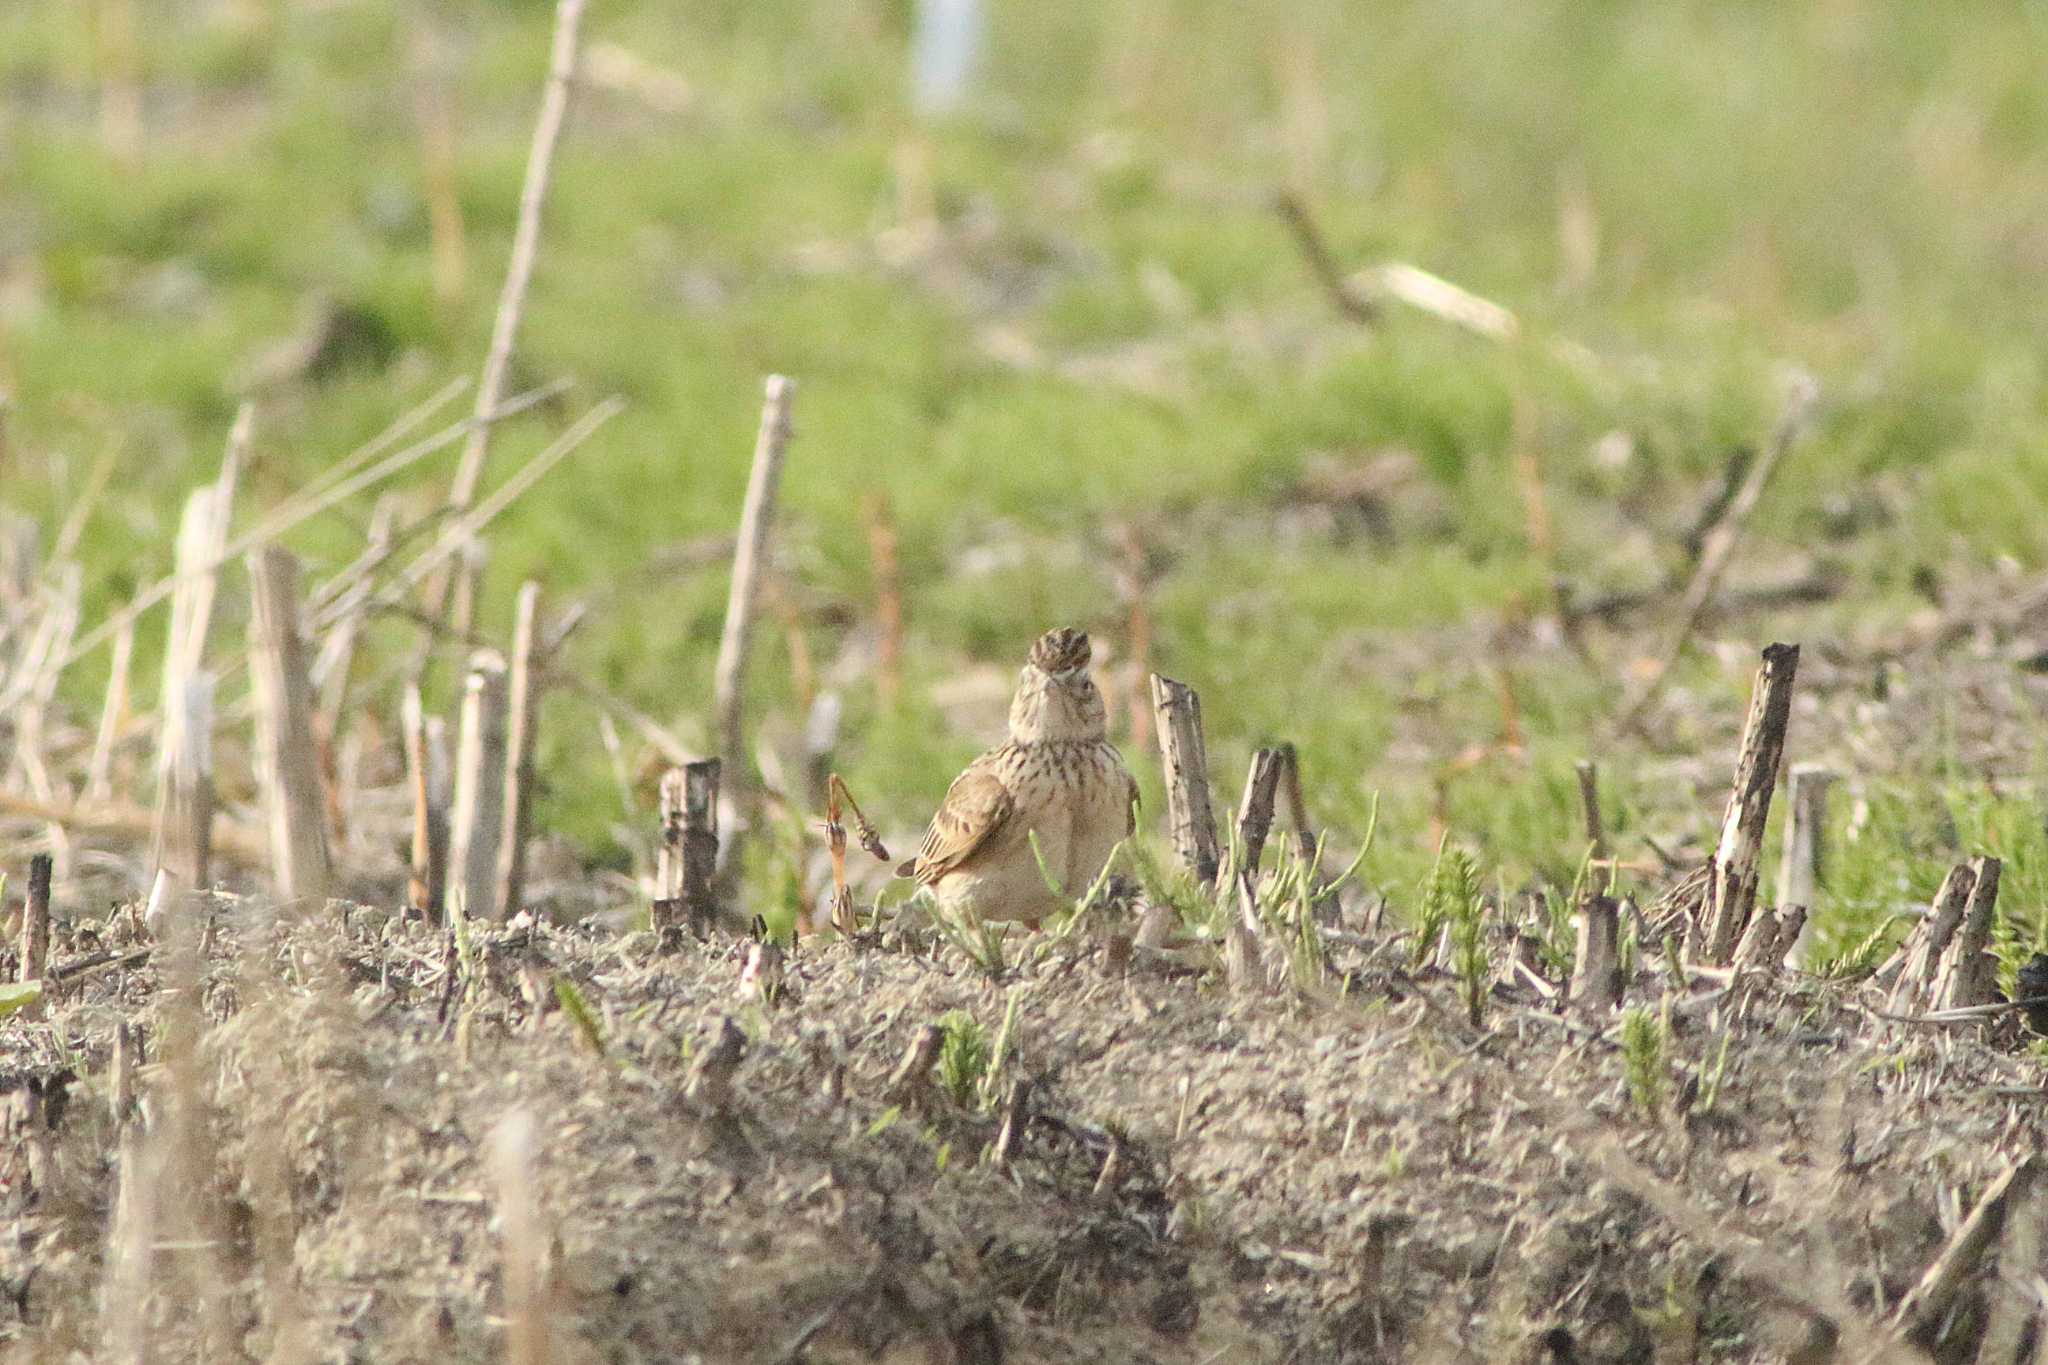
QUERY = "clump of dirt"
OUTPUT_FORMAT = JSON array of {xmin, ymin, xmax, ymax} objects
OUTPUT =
[{"xmin": 3, "ymin": 892, "xmax": 2043, "ymax": 1363}]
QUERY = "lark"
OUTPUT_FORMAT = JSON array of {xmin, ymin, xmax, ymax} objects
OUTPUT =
[{"xmin": 898, "ymin": 628, "xmax": 1137, "ymax": 928}]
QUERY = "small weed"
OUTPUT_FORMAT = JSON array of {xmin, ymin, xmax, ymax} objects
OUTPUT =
[
  {"xmin": 1814, "ymin": 917, "xmax": 1900, "ymax": 981},
  {"xmin": 1450, "ymin": 870, "xmax": 1492, "ymax": 1027},
  {"xmin": 1538, "ymin": 886, "xmax": 1577, "ymax": 979},
  {"xmin": 1253, "ymin": 796, "xmax": 1377, "ymax": 990},
  {"xmin": 1621, "ymin": 1005, "xmax": 1668, "ymax": 1118},
  {"xmin": 553, "ymin": 977, "xmax": 608, "ymax": 1059},
  {"xmin": 1035, "ymin": 837, "xmax": 1129, "ymax": 954},
  {"xmin": 980, "ymin": 989, "xmax": 1021, "ymax": 1107},
  {"xmin": 1416, "ymin": 842, "xmax": 1483, "ymax": 978},
  {"xmin": 1128, "ymin": 838, "xmax": 1222, "ymax": 939},
  {"xmin": 933, "ymin": 904, "xmax": 1010, "ymax": 977},
  {"xmin": 1695, "ymin": 1027, "xmax": 1734, "ymax": 1114},
  {"xmin": 1858, "ymin": 1049, "xmax": 1913, "ymax": 1082},
  {"xmin": 1026, "ymin": 829, "xmax": 1062, "ymax": 898},
  {"xmin": 936, "ymin": 1010, "xmax": 990, "ymax": 1109}
]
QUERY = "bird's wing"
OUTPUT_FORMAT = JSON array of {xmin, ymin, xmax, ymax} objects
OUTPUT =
[
  {"xmin": 901, "ymin": 759, "xmax": 1014, "ymax": 884},
  {"xmin": 1125, "ymin": 770, "xmax": 1140, "ymax": 836}
]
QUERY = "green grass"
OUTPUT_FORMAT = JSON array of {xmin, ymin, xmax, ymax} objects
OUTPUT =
[{"xmin": 7, "ymin": 0, "xmax": 2048, "ymax": 942}]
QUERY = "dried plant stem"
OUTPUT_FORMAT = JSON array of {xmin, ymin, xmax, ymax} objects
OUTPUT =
[
  {"xmin": 1574, "ymin": 759, "xmax": 1607, "ymax": 875},
  {"xmin": 404, "ymin": 685, "xmax": 452, "ymax": 916},
  {"xmin": 1889, "ymin": 1155, "xmax": 2040, "ymax": 1335},
  {"xmin": 714, "ymin": 376, "xmax": 796, "ymax": 781},
  {"xmin": 885, "ymin": 1024, "xmax": 942, "ymax": 1106},
  {"xmin": 392, "ymin": 398, "xmax": 624, "ymax": 607},
  {"xmin": 1571, "ymin": 894, "xmax": 1623, "ymax": 1011},
  {"xmin": 100, "ymin": 1112, "xmax": 165, "ymax": 1364},
  {"xmin": 60, "ymin": 376, "xmax": 526, "ymax": 669},
  {"xmin": 411, "ymin": 22, "xmax": 468, "ymax": 307},
  {"xmin": 166, "ymin": 407, "xmax": 248, "ymax": 701},
  {"xmin": 1619, "ymin": 376, "xmax": 1818, "ymax": 729},
  {"xmin": 433, "ymin": 0, "xmax": 589, "ymax": 649},
  {"xmin": 446, "ymin": 651, "xmax": 510, "ymax": 921},
  {"xmin": 1274, "ymin": 190, "xmax": 1378, "ymax": 324},
  {"xmin": 1233, "ymin": 747, "xmax": 1283, "ymax": 923},
  {"xmin": 450, "ymin": 533, "xmax": 489, "ymax": 644},
  {"xmin": 490, "ymin": 1109, "xmax": 553, "ymax": 1365},
  {"xmin": 0, "ymin": 505, "xmax": 35, "ymax": 609},
  {"xmin": 1509, "ymin": 391, "xmax": 1554, "ymax": 575},
  {"xmin": 85, "ymin": 608, "xmax": 135, "ymax": 803},
  {"xmin": 496, "ymin": 581, "xmax": 544, "ymax": 919},
  {"xmin": 1775, "ymin": 763, "xmax": 1834, "ymax": 964},
  {"xmin": 1929, "ymin": 854, "xmax": 2002, "ymax": 1010},
  {"xmin": 150, "ymin": 672, "xmax": 214, "ymax": 900},
  {"xmin": 1275, "ymin": 743, "xmax": 1317, "ymax": 862},
  {"xmin": 53, "ymin": 437, "xmax": 120, "ymax": 564},
  {"xmin": 1149, "ymin": 673, "xmax": 1221, "ymax": 888},
  {"xmin": 862, "ymin": 493, "xmax": 904, "ymax": 704},
  {"xmin": 1879, "ymin": 864, "xmax": 1980, "ymax": 1010},
  {"xmin": 1227, "ymin": 748, "xmax": 1283, "ymax": 994},
  {"xmin": 315, "ymin": 493, "xmax": 397, "ymax": 741},
  {"xmin": 1114, "ymin": 522, "xmax": 1155, "ymax": 750},
  {"xmin": 991, "ymin": 1079, "xmax": 1032, "ymax": 1168},
  {"xmin": 1700, "ymin": 643, "xmax": 1799, "ymax": 963},
  {"xmin": 1732, "ymin": 903, "xmax": 1805, "ymax": 976},
  {"xmin": 19, "ymin": 853, "xmax": 50, "ymax": 983},
  {"xmin": 654, "ymin": 760, "xmax": 721, "ymax": 937},
  {"xmin": 0, "ymin": 789, "xmax": 265, "ymax": 865},
  {"xmin": 248, "ymin": 545, "xmax": 331, "ymax": 907},
  {"xmin": 688, "ymin": 1016, "xmax": 747, "ymax": 1110},
  {"xmin": 7, "ymin": 564, "xmax": 81, "ymax": 862}
]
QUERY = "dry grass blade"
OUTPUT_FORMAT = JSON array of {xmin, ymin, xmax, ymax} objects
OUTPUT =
[
  {"xmin": 714, "ymin": 375, "xmax": 796, "ymax": 781},
  {"xmin": 1889, "ymin": 1156, "xmax": 2040, "ymax": 1336},
  {"xmin": 446, "ymin": 0, "xmax": 587, "ymax": 518},
  {"xmin": 51, "ymin": 435, "xmax": 121, "ymax": 564},
  {"xmin": 428, "ymin": 0, "xmax": 590, "ymax": 664},
  {"xmin": 84, "ymin": 609, "xmax": 135, "ymax": 803},
  {"xmin": 0, "ymin": 787, "xmax": 267, "ymax": 864},
  {"xmin": 1618, "ymin": 374, "xmax": 1819, "ymax": 729},
  {"xmin": 60, "ymin": 378, "xmax": 558, "ymax": 669},
  {"xmin": 1274, "ymin": 189, "xmax": 1379, "ymax": 325},
  {"xmin": 388, "ymin": 397, "xmax": 625, "ymax": 609}
]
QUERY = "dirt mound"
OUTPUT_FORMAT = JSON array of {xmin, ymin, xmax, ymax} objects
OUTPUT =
[{"xmin": 3, "ymin": 895, "xmax": 2042, "ymax": 1364}]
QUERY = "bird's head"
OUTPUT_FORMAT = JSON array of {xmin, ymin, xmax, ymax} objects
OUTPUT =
[{"xmin": 1009, "ymin": 627, "xmax": 1106, "ymax": 742}]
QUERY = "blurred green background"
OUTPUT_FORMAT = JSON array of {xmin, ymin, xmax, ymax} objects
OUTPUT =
[{"xmin": 4, "ymin": 0, "xmax": 2048, "ymax": 942}]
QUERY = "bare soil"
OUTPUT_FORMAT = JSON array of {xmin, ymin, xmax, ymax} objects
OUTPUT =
[{"xmin": 3, "ymin": 878, "xmax": 2044, "ymax": 1365}]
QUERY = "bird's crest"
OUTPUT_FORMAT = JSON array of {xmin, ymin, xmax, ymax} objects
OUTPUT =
[{"xmin": 1029, "ymin": 627, "xmax": 1091, "ymax": 675}]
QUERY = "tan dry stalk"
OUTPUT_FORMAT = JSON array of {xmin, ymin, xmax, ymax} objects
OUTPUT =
[{"xmin": 713, "ymin": 376, "xmax": 796, "ymax": 781}]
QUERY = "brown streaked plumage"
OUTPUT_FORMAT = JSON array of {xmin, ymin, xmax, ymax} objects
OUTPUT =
[{"xmin": 899, "ymin": 628, "xmax": 1138, "ymax": 927}]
